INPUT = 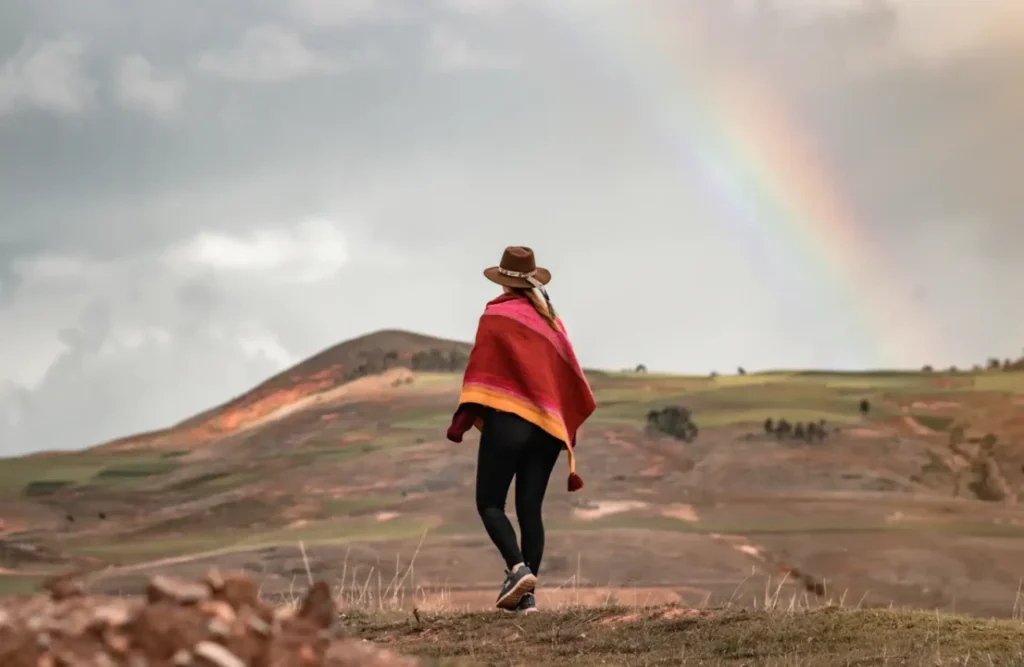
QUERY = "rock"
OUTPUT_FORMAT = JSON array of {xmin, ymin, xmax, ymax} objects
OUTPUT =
[
  {"xmin": 0, "ymin": 572, "xmax": 420, "ymax": 666},
  {"xmin": 205, "ymin": 568, "xmax": 225, "ymax": 593},
  {"xmin": 43, "ymin": 574, "xmax": 85, "ymax": 602},
  {"xmin": 212, "ymin": 572, "xmax": 261, "ymax": 611},
  {"xmin": 194, "ymin": 641, "xmax": 246, "ymax": 667},
  {"xmin": 298, "ymin": 582, "xmax": 336, "ymax": 630},
  {"xmin": 147, "ymin": 575, "xmax": 212, "ymax": 605}
]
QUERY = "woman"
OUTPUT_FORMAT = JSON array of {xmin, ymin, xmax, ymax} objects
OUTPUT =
[{"xmin": 446, "ymin": 246, "xmax": 596, "ymax": 614}]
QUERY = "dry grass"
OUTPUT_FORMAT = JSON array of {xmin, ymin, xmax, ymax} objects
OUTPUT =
[
  {"xmin": 349, "ymin": 605, "xmax": 1024, "ymax": 666},
  {"xmin": 252, "ymin": 540, "xmax": 1024, "ymax": 666}
]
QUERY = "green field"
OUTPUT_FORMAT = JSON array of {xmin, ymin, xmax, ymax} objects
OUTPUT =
[
  {"xmin": 65, "ymin": 515, "xmax": 432, "ymax": 564},
  {"xmin": 0, "ymin": 451, "xmax": 183, "ymax": 497}
]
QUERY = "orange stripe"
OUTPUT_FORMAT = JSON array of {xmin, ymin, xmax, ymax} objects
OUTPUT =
[{"xmin": 459, "ymin": 385, "xmax": 570, "ymax": 445}]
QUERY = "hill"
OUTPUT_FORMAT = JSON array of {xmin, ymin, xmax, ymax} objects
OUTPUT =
[
  {"xmin": 96, "ymin": 329, "xmax": 473, "ymax": 451},
  {"xmin": 1, "ymin": 334, "xmax": 1024, "ymax": 631}
]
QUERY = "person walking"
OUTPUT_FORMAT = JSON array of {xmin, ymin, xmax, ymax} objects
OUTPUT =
[{"xmin": 447, "ymin": 246, "xmax": 596, "ymax": 614}]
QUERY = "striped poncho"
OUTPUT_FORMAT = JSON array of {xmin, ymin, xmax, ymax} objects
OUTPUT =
[{"xmin": 446, "ymin": 293, "xmax": 596, "ymax": 491}]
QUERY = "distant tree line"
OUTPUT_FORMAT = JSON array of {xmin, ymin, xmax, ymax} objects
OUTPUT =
[
  {"xmin": 343, "ymin": 347, "xmax": 469, "ymax": 382},
  {"xmin": 763, "ymin": 417, "xmax": 829, "ymax": 443},
  {"xmin": 921, "ymin": 351, "xmax": 1024, "ymax": 373}
]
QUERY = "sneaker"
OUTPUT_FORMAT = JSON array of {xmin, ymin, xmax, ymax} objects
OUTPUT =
[
  {"xmin": 516, "ymin": 592, "xmax": 538, "ymax": 614},
  {"xmin": 495, "ymin": 565, "xmax": 537, "ymax": 610}
]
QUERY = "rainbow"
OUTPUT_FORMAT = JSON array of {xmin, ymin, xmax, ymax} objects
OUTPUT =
[{"xmin": 536, "ymin": 2, "xmax": 937, "ymax": 368}]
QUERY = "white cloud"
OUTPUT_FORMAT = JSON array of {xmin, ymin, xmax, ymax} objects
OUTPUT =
[
  {"xmin": 425, "ymin": 25, "xmax": 518, "ymax": 72},
  {"xmin": 98, "ymin": 326, "xmax": 173, "ymax": 356},
  {"xmin": 0, "ymin": 37, "xmax": 95, "ymax": 117},
  {"xmin": 166, "ymin": 219, "xmax": 350, "ymax": 284},
  {"xmin": 115, "ymin": 55, "xmax": 185, "ymax": 120},
  {"xmin": 442, "ymin": 0, "xmax": 511, "ymax": 15},
  {"xmin": 288, "ymin": 0, "xmax": 410, "ymax": 26},
  {"xmin": 11, "ymin": 254, "xmax": 110, "ymax": 284},
  {"xmin": 196, "ymin": 26, "xmax": 341, "ymax": 82},
  {"xmin": 239, "ymin": 331, "xmax": 297, "ymax": 368}
]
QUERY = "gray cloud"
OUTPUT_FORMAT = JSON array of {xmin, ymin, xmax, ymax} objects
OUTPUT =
[
  {"xmin": 195, "ymin": 25, "xmax": 348, "ymax": 82},
  {"xmin": 114, "ymin": 54, "xmax": 186, "ymax": 119},
  {"xmin": 0, "ymin": 36, "xmax": 95, "ymax": 116},
  {"xmin": 1, "ymin": 0, "xmax": 1022, "ymax": 454}
]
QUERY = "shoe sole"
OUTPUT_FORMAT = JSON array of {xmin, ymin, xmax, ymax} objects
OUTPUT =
[{"xmin": 495, "ymin": 574, "xmax": 537, "ymax": 610}]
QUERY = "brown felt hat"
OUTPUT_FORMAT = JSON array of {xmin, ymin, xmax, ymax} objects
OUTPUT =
[{"xmin": 483, "ymin": 246, "xmax": 551, "ymax": 289}]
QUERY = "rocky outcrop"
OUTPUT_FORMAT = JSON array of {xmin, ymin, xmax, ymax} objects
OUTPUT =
[{"xmin": 0, "ymin": 570, "xmax": 420, "ymax": 666}]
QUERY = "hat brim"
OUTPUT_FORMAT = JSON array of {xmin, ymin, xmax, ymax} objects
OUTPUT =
[{"xmin": 483, "ymin": 266, "xmax": 551, "ymax": 288}]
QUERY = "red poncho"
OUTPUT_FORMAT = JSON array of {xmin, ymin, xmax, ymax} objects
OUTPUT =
[{"xmin": 446, "ymin": 293, "xmax": 596, "ymax": 491}]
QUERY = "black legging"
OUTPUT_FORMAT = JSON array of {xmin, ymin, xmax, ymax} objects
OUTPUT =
[{"xmin": 475, "ymin": 409, "xmax": 563, "ymax": 577}]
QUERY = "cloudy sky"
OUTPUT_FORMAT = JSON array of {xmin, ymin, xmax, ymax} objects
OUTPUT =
[{"xmin": 1, "ymin": 0, "xmax": 1022, "ymax": 454}]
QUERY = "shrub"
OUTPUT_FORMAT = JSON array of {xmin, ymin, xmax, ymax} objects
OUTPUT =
[{"xmin": 645, "ymin": 406, "xmax": 699, "ymax": 442}]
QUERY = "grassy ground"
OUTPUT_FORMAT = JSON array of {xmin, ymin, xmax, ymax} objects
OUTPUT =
[
  {"xmin": 349, "ymin": 605, "xmax": 1024, "ymax": 666},
  {"xmin": 0, "ymin": 575, "xmax": 44, "ymax": 597},
  {"xmin": 0, "ymin": 450, "xmax": 184, "ymax": 497},
  {"xmin": 65, "ymin": 516, "xmax": 433, "ymax": 563}
]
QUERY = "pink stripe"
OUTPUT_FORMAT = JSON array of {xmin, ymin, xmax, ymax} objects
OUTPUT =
[{"xmin": 483, "ymin": 301, "xmax": 589, "ymax": 384}]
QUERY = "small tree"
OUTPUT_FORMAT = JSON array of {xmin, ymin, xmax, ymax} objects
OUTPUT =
[
  {"xmin": 737, "ymin": 367, "xmax": 747, "ymax": 375},
  {"xmin": 921, "ymin": 365, "xmax": 933, "ymax": 372},
  {"xmin": 635, "ymin": 364, "xmax": 648, "ymax": 374},
  {"xmin": 859, "ymin": 399, "xmax": 871, "ymax": 415}
]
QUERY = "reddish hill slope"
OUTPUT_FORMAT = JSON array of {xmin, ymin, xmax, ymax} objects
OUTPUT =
[{"xmin": 98, "ymin": 329, "xmax": 472, "ymax": 451}]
